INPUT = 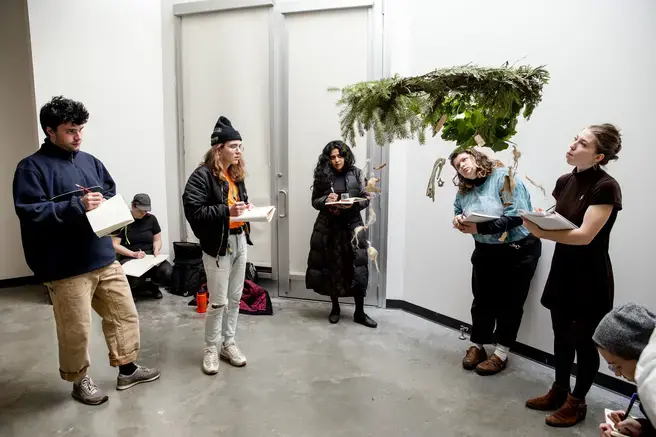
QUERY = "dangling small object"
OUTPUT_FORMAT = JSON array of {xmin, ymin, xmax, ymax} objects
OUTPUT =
[
  {"xmin": 437, "ymin": 178, "xmax": 444, "ymax": 188},
  {"xmin": 459, "ymin": 326, "xmax": 467, "ymax": 340}
]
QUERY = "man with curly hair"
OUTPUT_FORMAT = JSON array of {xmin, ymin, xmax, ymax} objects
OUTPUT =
[{"xmin": 12, "ymin": 96, "xmax": 160, "ymax": 405}]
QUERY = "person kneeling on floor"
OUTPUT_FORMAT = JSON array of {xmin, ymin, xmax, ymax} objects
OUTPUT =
[
  {"xmin": 595, "ymin": 303, "xmax": 656, "ymax": 437},
  {"xmin": 112, "ymin": 193, "xmax": 172, "ymax": 299}
]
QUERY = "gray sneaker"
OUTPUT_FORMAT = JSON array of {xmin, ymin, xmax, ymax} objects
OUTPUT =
[
  {"xmin": 72, "ymin": 376, "xmax": 109, "ymax": 405},
  {"xmin": 116, "ymin": 365, "xmax": 161, "ymax": 391}
]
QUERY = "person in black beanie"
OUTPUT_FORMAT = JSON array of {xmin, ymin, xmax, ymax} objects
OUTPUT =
[
  {"xmin": 183, "ymin": 116, "xmax": 253, "ymax": 376},
  {"xmin": 595, "ymin": 303, "xmax": 656, "ymax": 437}
]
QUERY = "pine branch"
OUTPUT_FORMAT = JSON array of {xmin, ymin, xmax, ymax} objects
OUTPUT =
[{"xmin": 331, "ymin": 63, "xmax": 549, "ymax": 153}]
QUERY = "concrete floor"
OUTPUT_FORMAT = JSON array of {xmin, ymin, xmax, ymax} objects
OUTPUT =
[{"xmin": 0, "ymin": 285, "xmax": 627, "ymax": 437}]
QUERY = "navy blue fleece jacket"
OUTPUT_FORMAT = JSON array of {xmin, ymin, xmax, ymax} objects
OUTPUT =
[{"xmin": 12, "ymin": 140, "xmax": 117, "ymax": 282}]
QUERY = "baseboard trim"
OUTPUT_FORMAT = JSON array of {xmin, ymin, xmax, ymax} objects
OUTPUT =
[
  {"xmin": 386, "ymin": 299, "xmax": 635, "ymax": 398},
  {"xmin": 0, "ymin": 275, "xmax": 40, "ymax": 289}
]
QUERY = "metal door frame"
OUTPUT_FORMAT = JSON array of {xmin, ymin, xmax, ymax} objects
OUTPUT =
[{"xmin": 173, "ymin": 0, "xmax": 389, "ymax": 307}]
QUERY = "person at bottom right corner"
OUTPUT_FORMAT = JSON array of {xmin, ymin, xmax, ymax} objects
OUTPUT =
[
  {"xmin": 524, "ymin": 123, "xmax": 623, "ymax": 427},
  {"xmin": 595, "ymin": 303, "xmax": 656, "ymax": 437}
]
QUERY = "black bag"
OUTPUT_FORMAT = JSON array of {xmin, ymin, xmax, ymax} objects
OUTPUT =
[
  {"xmin": 170, "ymin": 242, "xmax": 206, "ymax": 297},
  {"xmin": 245, "ymin": 262, "xmax": 258, "ymax": 283}
]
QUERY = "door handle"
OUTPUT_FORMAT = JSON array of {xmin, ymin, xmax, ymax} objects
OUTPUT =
[{"xmin": 278, "ymin": 189, "xmax": 288, "ymax": 218}]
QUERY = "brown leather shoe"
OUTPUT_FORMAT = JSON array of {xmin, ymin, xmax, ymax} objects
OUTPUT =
[
  {"xmin": 525, "ymin": 383, "xmax": 570, "ymax": 411},
  {"xmin": 545, "ymin": 394, "xmax": 587, "ymax": 427},
  {"xmin": 475, "ymin": 353, "xmax": 508, "ymax": 375},
  {"xmin": 462, "ymin": 346, "xmax": 487, "ymax": 370}
]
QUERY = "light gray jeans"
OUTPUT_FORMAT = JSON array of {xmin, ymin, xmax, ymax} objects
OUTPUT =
[{"xmin": 202, "ymin": 233, "xmax": 247, "ymax": 347}]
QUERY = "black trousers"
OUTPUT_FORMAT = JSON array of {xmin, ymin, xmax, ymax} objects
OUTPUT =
[
  {"xmin": 127, "ymin": 260, "xmax": 173, "ymax": 293},
  {"xmin": 469, "ymin": 236, "xmax": 541, "ymax": 347},
  {"xmin": 551, "ymin": 310, "xmax": 602, "ymax": 399}
]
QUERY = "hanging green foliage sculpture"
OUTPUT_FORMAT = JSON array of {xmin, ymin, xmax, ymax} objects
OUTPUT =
[{"xmin": 330, "ymin": 63, "xmax": 550, "ymax": 200}]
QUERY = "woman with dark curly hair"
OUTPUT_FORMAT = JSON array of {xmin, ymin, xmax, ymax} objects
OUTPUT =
[
  {"xmin": 450, "ymin": 148, "xmax": 541, "ymax": 376},
  {"xmin": 305, "ymin": 141, "xmax": 377, "ymax": 328}
]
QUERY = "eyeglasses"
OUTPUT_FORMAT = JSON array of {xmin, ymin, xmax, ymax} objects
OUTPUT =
[
  {"xmin": 227, "ymin": 144, "xmax": 244, "ymax": 152},
  {"xmin": 608, "ymin": 363, "xmax": 619, "ymax": 373}
]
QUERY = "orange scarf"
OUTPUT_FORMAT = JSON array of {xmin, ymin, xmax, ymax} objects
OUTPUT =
[{"xmin": 226, "ymin": 173, "xmax": 245, "ymax": 229}]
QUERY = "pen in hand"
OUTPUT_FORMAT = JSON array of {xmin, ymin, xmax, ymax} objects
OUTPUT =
[
  {"xmin": 76, "ymin": 184, "xmax": 104, "ymax": 211},
  {"xmin": 76, "ymin": 184, "xmax": 92, "ymax": 194},
  {"xmin": 623, "ymin": 393, "xmax": 638, "ymax": 421}
]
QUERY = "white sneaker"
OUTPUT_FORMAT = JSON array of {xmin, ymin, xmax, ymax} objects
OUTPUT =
[
  {"xmin": 220, "ymin": 343, "xmax": 247, "ymax": 367},
  {"xmin": 202, "ymin": 346, "xmax": 219, "ymax": 375}
]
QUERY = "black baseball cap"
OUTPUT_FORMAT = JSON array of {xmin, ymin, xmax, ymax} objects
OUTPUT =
[{"xmin": 132, "ymin": 193, "xmax": 151, "ymax": 211}]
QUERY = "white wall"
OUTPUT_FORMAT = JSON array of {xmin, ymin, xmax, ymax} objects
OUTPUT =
[
  {"xmin": 27, "ymin": 0, "xmax": 170, "ymax": 252},
  {"xmin": 385, "ymin": 0, "xmax": 656, "ymax": 378},
  {"xmin": 0, "ymin": 0, "xmax": 38, "ymax": 280},
  {"xmin": 161, "ymin": 0, "xmax": 196, "ymax": 252}
]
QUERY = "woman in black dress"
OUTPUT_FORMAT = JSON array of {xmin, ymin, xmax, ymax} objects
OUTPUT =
[
  {"xmin": 305, "ymin": 141, "xmax": 377, "ymax": 328},
  {"xmin": 523, "ymin": 124, "xmax": 623, "ymax": 428}
]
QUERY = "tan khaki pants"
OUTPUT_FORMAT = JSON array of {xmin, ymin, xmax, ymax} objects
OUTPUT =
[{"xmin": 44, "ymin": 261, "xmax": 140, "ymax": 381}]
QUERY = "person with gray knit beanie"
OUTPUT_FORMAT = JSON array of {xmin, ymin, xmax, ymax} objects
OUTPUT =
[
  {"xmin": 595, "ymin": 303, "xmax": 656, "ymax": 437},
  {"xmin": 594, "ymin": 302, "xmax": 656, "ymax": 362}
]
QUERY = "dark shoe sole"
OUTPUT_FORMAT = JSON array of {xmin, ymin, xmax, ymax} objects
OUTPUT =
[
  {"xmin": 329, "ymin": 314, "xmax": 340, "ymax": 324},
  {"xmin": 545, "ymin": 417, "xmax": 585, "ymax": 428},
  {"xmin": 475, "ymin": 362, "xmax": 507, "ymax": 376},
  {"xmin": 475, "ymin": 366, "xmax": 506, "ymax": 376},
  {"xmin": 116, "ymin": 373, "xmax": 161, "ymax": 391},
  {"xmin": 72, "ymin": 392, "xmax": 109, "ymax": 405}
]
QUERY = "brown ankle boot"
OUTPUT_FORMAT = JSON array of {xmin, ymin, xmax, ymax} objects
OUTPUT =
[
  {"xmin": 525, "ymin": 383, "xmax": 570, "ymax": 411},
  {"xmin": 462, "ymin": 346, "xmax": 487, "ymax": 370},
  {"xmin": 545, "ymin": 394, "xmax": 587, "ymax": 427}
]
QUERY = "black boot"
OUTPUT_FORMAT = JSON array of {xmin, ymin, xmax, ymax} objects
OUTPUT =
[
  {"xmin": 148, "ymin": 282, "xmax": 163, "ymax": 299},
  {"xmin": 329, "ymin": 297, "xmax": 340, "ymax": 324},
  {"xmin": 354, "ymin": 312, "xmax": 377, "ymax": 328},
  {"xmin": 354, "ymin": 296, "xmax": 377, "ymax": 328}
]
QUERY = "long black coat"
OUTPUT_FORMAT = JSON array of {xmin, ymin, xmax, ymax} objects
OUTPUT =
[{"xmin": 305, "ymin": 167, "xmax": 370, "ymax": 297}]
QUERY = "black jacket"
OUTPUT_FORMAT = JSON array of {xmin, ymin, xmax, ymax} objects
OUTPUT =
[
  {"xmin": 12, "ymin": 140, "xmax": 117, "ymax": 282},
  {"xmin": 182, "ymin": 165, "xmax": 252, "ymax": 258},
  {"xmin": 305, "ymin": 166, "xmax": 370, "ymax": 295}
]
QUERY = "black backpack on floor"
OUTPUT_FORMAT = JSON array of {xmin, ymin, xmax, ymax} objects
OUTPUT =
[{"xmin": 170, "ymin": 242, "xmax": 206, "ymax": 297}]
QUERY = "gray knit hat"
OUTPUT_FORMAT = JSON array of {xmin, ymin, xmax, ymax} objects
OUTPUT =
[{"xmin": 593, "ymin": 303, "xmax": 656, "ymax": 360}]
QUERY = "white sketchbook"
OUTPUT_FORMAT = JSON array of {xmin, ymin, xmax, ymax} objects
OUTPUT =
[
  {"xmin": 121, "ymin": 254, "xmax": 169, "ymax": 277},
  {"xmin": 463, "ymin": 212, "xmax": 500, "ymax": 223},
  {"xmin": 86, "ymin": 194, "xmax": 134, "ymax": 238},
  {"xmin": 520, "ymin": 210, "xmax": 578, "ymax": 231},
  {"xmin": 230, "ymin": 206, "xmax": 276, "ymax": 223},
  {"xmin": 326, "ymin": 197, "xmax": 368, "ymax": 205}
]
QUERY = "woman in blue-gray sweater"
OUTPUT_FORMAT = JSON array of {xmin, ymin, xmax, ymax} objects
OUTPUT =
[{"xmin": 450, "ymin": 149, "xmax": 541, "ymax": 376}]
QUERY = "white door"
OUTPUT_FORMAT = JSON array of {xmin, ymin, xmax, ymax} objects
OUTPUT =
[
  {"xmin": 175, "ymin": 1, "xmax": 383, "ymax": 306},
  {"xmin": 277, "ymin": 4, "xmax": 380, "ymax": 305},
  {"xmin": 178, "ymin": 4, "xmax": 276, "ymax": 276}
]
